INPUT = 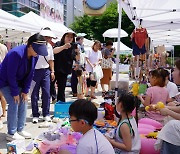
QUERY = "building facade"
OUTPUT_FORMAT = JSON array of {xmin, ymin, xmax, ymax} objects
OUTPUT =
[
  {"xmin": 0, "ymin": 0, "xmax": 40, "ymax": 17},
  {"xmin": 64, "ymin": 0, "xmax": 84, "ymax": 26}
]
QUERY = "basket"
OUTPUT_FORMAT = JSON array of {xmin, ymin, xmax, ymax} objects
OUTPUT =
[{"xmin": 54, "ymin": 101, "xmax": 73, "ymax": 118}]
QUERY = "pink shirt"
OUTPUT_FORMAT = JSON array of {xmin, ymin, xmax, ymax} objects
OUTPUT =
[{"xmin": 146, "ymin": 86, "xmax": 169, "ymax": 121}]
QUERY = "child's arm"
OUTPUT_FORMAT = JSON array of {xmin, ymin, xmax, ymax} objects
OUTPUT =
[
  {"xmin": 138, "ymin": 95, "xmax": 151, "ymax": 106},
  {"xmin": 107, "ymin": 123, "xmax": 132, "ymax": 151}
]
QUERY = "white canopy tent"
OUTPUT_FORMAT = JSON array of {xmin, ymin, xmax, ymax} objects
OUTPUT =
[
  {"xmin": 113, "ymin": 41, "xmax": 132, "ymax": 53},
  {"xmin": 0, "ymin": 9, "xmax": 39, "ymax": 43},
  {"xmin": 83, "ymin": 38, "xmax": 94, "ymax": 47},
  {"xmin": 121, "ymin": 0, "xmax": 180, "ymax": 46},
  {"xmin": 103, "ymin": 28, "xmax": 128, "ymax": 38},
  {"xmin": 19, "ymin": 11, "xmax": 71, "ymax": 38}
]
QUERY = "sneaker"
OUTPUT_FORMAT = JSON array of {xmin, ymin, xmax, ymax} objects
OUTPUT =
[
  {"xmin": 6, "ymin": 132, "xmax": 25, "ymax": 141},
  {"xmin": 0, "ymin": 121, "xmax": 3, "ymax": 130},
  {"xmin": 18, "ymin": 131, "xmax": 31, "ymax": 139},
  {"xmin": 43, "ymin": 116, "xmax": 51, "ymax": 122},
  {"xmin": 32, "ymin": 117, "xmax": 39, "ymax": 124}
]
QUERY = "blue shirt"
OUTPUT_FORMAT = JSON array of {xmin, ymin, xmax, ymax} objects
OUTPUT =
[{"xmin": 0, "ymin": 45, "xmax": 38, "ymax": 96}]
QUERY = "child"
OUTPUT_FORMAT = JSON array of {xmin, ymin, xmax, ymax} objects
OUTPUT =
[
  {"xmin": 106, "ymin": 93, "xmax": 141, "ymax": 153},
  {"xmin": 69, "ymin": 99, "xmax": 115, "ymax": 154},
  {"xmin": 138, "ymin": 68, "xmax": 169, "ymax": 121},
  {"xmin": 76, "ymin": 69, "xmax": 86, "ymax": 99}
]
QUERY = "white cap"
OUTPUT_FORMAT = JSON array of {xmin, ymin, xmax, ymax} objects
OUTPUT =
[
  {"xmin": 63, "ymin": 29, "xmax": 77, "ymax": 37},
  {"xmin": 40, "ymin": 28, "xmax": 56, "ymax": 38}
]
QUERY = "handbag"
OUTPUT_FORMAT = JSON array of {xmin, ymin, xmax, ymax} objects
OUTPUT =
[{"xmin": 93, "ymin": 65, "xmax": 103, "ymax": 81}]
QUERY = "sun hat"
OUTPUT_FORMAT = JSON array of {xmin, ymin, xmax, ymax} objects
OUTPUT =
[
  {"xmin": 63, "ymin": 29, "xmax": 77, "ymax": 37},
  {"xmin": 40, "ymin": 27, "xmax": 56, "ymax": 38},
  {"xmin": 27, "ymin": 33, "xmax": 48, "ymax": 56},
  {"xmin": 31, "ymin": 41, "xmax": 48, "ymax": 56}
]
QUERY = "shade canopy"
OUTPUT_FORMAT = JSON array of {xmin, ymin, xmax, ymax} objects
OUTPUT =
[
  {"xmin": 20, "ymin": 11, "xmax": 71, "ymax": 38},
  {"xmin": 113, "ymin": 41, "xmax": 132, "ymax": 51},
  {"xmin": 0, "ymin": 9, "xmax": 38, "ymax": 43},
  {"xmin": 102, "ymin": 28, "xmax": 128, "ymax": 38},
  {"xmin": 121, "ymin": 0, "xmax": 180, "ymax": 45}
]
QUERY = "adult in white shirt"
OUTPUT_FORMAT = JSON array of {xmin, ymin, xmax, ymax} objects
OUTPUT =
[
  {"xmin": 164, "ymin": 69, "xmax": 178, "ymax": 98},
  {"xmin": 31, "ymin": 28, "xmax": 55, "ymax": 123},
  {"xmin": 0, "ymin": 39, "xmax": 8, "ymax": 119},
  {"xmin": 85, "ymin": 41, "xmax": 102, "ymax": 99}
]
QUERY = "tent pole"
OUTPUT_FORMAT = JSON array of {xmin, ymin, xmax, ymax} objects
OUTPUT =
[
  {"xmin": 173, "ymin": 47, "xmax": 174, "ymax": 66},
  {"xmin": 115, "ymin": 0, "xmax": 122, "ymax": 105}
]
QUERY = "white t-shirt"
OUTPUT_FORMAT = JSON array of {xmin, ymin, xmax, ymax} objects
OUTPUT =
[
  {"xmin": 85, "ymin": 49, "xmax": 102, "ymax": 72},
  {"xmin": 0, "ymin": 43, "xmax": 8, "ymax": 63},
  {"xmin": 157, "ymin": 120, "xmax": 180, "ymax": 146},
  {"xmin": 76, "ymin": 128, "xmax": 115, "ymax": 154},
  {"xmin": 166, "ymin": 81, "xmax": 179, "ymax": 98},
  {"xmin": 35, "ymin": 43, "xmax": 54, "ymax": 69}
]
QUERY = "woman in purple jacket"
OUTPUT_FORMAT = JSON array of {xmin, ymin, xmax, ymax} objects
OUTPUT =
[{"xmin": 0, "ymin": 33, "xmax": 48, "ymax": 141}]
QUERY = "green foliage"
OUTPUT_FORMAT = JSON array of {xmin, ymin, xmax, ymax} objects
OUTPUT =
[{"xmin": 70, "ymin": 2, "xmax": 134, "ymax": 47}]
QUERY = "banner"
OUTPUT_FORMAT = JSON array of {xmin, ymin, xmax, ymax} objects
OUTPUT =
[{"xmin": 40, "ymin": 0, "xmax": 64, "ymax": 24}]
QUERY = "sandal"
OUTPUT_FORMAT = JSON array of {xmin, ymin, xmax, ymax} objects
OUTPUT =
[
  {"xmin": 102, "ymin": 91, "xmax": 106, "ymax": 97},
  {"xmin": 91, "ymin": 95, "xmax": 97, "ymax": 99}
]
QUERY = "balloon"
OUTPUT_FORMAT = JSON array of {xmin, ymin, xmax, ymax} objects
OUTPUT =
[
  {"xmin": 138, "ymin": 127, "xmax": 154, "ymax": 135},
  {"xmin": 138, "ymin": 123, "xmax": 156, "ymax": 131},
  {"xmin": 139, "ymin": 118, "xmax": 162, "ymax": 129},
  {"xmin": 140, "ymin": 138, "xmax": 160, "ymax": 154}
]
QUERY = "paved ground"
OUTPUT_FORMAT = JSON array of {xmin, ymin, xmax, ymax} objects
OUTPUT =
[{"xmin": 0, "ymin": 74, "xmax": 131, "ymax": 153}]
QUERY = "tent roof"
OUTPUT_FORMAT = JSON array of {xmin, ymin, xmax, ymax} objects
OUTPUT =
[
  {"xmin": 0, "ymin": 9, "xmax": 39, "ymax": 42},
  {"xmin": 20, "ymin": 11, "xmax": 71, "ymax": 38},
  {"xmin": 121, "ymin": 0, "xmax": 180, "ymax": 45},
  {"xmin": 113, "ymin": 41, "xmax": 132, "ymax": 51}
]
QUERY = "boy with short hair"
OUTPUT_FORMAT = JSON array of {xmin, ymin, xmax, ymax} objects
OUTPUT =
[{"xmin": 69, "ymin": 99, "xmax": 115, "ymax": 154}]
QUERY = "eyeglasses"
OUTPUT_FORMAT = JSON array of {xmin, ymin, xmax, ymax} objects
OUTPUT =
[
  {"xmin": 69, "ymin": 119, "xmax": 89, "ymax": 124},
  {"xmin": 69, "ymin": 119, "xmax": 79, "ymax": 123}
]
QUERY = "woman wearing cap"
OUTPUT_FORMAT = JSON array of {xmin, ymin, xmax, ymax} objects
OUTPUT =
[
  {"xmin": 53, "ymin": 30, "xmax": 77, "ymax": 102},
  {"xmin": 31, "ymin": 27, "xmax": 55, "ymax": 123},
  {"xmin": 0, "ymin": 33, "xmax": 48, "ymax": 141}
]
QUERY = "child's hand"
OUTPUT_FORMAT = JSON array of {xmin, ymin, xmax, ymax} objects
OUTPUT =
[
  {"xmin": 105, "ymin": 136, "xmax": 115, "ymax": 144},
  {"xmin": 159, "ymin": 108, "xmax": 169, "ymax": 116}
]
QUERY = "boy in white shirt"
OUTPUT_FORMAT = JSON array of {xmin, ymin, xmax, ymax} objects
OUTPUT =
[{"xmin": 69, "ymin": 99, "xmax": 115, "ymax": 154}]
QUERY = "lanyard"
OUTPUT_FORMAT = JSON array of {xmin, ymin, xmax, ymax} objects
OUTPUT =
[{"xmin": 94, "ymin": 129, "xmax": 98, "ymax": 154}]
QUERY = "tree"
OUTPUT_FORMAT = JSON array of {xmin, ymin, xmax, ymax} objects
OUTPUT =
[{"xmin": 70, "ymin": 2, "xmax": 134, "ymax": 47}]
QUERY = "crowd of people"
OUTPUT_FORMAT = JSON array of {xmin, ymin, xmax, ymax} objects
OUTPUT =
[{"xmin": 0, "ymin": 29, "xmax": 180, "ymax": 153}]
